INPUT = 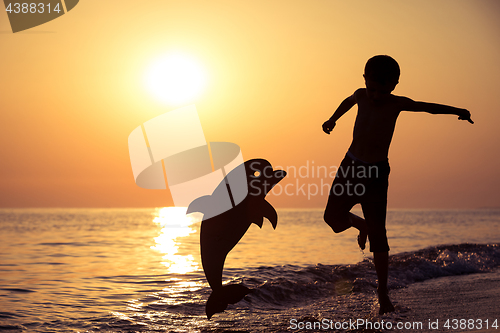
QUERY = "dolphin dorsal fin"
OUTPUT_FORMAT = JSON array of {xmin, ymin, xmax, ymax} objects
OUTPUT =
[{"xmin": 186, "ymin": 195, "xmax": 212, "ymax": 215}]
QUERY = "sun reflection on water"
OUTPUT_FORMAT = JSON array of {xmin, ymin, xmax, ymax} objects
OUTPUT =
[{"xmin": 151, "ymin": 207, "xmax": 202, "ymax": 274}]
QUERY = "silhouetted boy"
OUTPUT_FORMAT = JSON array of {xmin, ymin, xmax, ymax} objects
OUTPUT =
[{"xmin": 322, "ymin": 55, "xmax": 473, "ymax": 314}]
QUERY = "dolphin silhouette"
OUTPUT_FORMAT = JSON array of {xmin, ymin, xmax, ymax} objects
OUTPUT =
[{"xmin": 186, "ymin": 159, "xmax": 286, "ymax": 319}]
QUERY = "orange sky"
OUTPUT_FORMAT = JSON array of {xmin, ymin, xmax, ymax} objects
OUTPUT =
[{"xmin": 1, "ymin": 0, "xmax": 499, "ymax": 208}]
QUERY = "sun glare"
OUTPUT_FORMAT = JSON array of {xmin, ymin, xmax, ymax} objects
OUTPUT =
[
  {"xmin": 151, "ymin": 207, "xmax": 202, "ymax": 274},
  {"xmin": 144, "ymin": 53, "xmax": 207, "ymax": 105}
]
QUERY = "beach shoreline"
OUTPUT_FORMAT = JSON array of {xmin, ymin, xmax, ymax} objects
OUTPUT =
[{"xmin": 387, "ymin": 269, "xmax": 500, "ymax": 333}]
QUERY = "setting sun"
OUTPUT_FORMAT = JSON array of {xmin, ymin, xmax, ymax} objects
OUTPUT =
[{"xmin": 144, "ymin": 53, "xmax": 207, "ymax": 105}]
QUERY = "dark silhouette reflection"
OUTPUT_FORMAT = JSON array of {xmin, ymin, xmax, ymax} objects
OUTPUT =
[
  {"xmin": 187, "ymin": 159, "xmax": 286, "ymax": 319},
  {"xmin": 322, "ymin": 55, "xmax": 473, "ymax": 315}
]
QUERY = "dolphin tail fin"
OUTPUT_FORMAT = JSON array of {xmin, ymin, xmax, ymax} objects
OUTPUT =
[{"xmin": 206, "ymin": 284, "xmax": 252, "ymax": 320}]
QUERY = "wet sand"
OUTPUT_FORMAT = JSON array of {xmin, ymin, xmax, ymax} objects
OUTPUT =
[{"xmin": 390, "ymin": 270, "xmax": 500, "ymax": 333}]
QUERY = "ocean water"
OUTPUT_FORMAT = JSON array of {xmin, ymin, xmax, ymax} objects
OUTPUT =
[{"xmin": 0, "ymin": 208, "xmax": 499, "ymax": 332}]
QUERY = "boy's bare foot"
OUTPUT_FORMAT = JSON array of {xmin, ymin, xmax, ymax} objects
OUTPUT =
[
  {"xmin": 357, "ymin": 228, "xmax": 368, "ymax": 250},
  {"xmin": 377, "ymin": 288, "xmax": 395, "ymax": 315},
  {"xmin": 349, "ymin": 214, "xmax": 368, "ymax": 250}
]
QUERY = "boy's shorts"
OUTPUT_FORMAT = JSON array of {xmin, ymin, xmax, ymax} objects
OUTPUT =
[{"xmin": 323, "ymin": 152, "xmax": 390, "ymax": 252}]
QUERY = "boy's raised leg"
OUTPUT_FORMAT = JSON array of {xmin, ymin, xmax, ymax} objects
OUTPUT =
[
  {"xmin": 373, "ymin": 251, "xmax": 394, "ymax": 314},
  {"xmin": 348, "ymin": 213, "xmax": 368, "ymax": 250}
]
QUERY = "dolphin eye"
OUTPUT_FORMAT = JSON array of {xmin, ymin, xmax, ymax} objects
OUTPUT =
[{"xmin": 254, "ymin": 171, "xmax": 260, "ymax": 177}]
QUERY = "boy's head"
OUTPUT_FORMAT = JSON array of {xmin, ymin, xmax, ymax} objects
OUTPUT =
[
  {"xmin": 364, "ymin": 55, "xmax": 400, "ymax": 85},
  {"xmin": 363, "ymin": 55, "xmax": 400, "ymax": 103}
]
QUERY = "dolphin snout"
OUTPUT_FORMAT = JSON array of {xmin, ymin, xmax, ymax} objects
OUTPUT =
[
  {"xmin": 260, "ymin": 168, "xmax": 286, "ymax": 196},
  {"xmin": 274, "ymin": 169, "xmax": 287, "ymax": 180}
]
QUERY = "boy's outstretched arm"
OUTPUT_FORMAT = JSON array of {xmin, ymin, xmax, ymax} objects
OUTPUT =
[
  {"xmin": 323, "ymin": 94, "xmax": 357, "ymax": 134},
  {"xmin": 401, "ymin": 98, "xmax": 474, "ymax": 124}
]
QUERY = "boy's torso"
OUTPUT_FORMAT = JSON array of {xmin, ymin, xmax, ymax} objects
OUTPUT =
[{"xmin": 349, "ymin": 89, "xmax": 404, "ymax": 163}]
